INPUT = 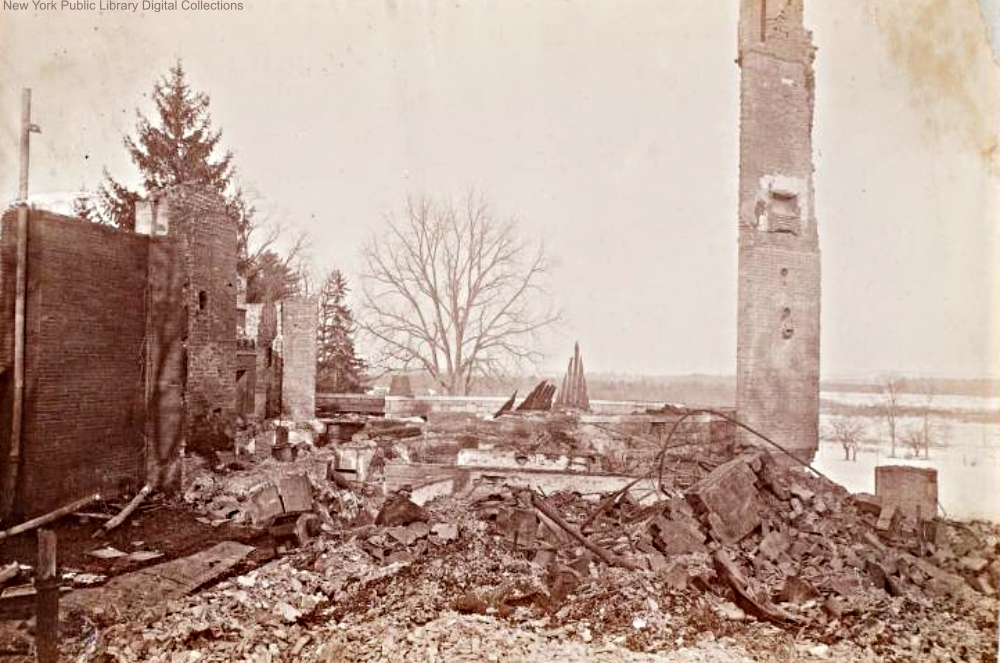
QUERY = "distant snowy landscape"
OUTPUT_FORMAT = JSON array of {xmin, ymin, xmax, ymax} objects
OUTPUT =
[{"xmin": 815, "ymin": 391, "xmax": 999, "ymax": 522}]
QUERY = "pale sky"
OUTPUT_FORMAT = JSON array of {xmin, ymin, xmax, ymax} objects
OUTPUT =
[{"xmin": 1, "ymin": 0, "xmax": 997, "ymax": 379}]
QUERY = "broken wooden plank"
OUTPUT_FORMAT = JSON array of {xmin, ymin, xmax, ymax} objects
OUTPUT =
[
  {"xmin": 64, "ymin": 541, "xmax": 254, "ymax": 620},
  {"xmin": 100, "ymin": 483, "xmax": 152, "ymax": 535},
  {"xmin": 527, "ymin": 491, "xmax": 639, "ymax": 571},
  {"xmin": 0, "ymin": 493, "xmax": 101, "ymax": 542}
]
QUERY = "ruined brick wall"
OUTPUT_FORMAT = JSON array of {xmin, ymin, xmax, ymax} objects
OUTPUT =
[
  {"xmin": 279, "ymin": 298, "xmax": 317, "ymax": 420},
  {"xmin": 0, "ymin": 186, "xmax": 238, "ymax": 515},
  {"xmin": 0, "ymin": 210, "xmax": 149, "ymax": 516},
  {"xmin": 736, "ymin": 0, "xmax": 821, "ymax": 461},
  {"xmin": 155, "ymin": 187, "xmax": 238, "ymax": 445}
]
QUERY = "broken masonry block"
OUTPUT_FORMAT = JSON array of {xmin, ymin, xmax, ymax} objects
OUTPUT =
[
  {"xmin": 958, "ymin": 556, "xmax": 989, "ymax": 574},
  {"xmin": 788, "ymin": 483, "xmax": 814, "ymax": 503},
  {"xmin": 865, "ymin": 559, "xmax": 887, "ymax": 591},
  {"xmin": 776, "ymin": 575, "xmax": 818, "ymax": 604},
  {"xmin": 687, "ymin": 458, "xmax": 762, "ymax": 544},
  {"xmin": 875, "ymin": 505, "xmax": 900, "ymax": 533},
  {"xmin": 375, "ymin": 494, "xmax": 430, "ymax": 527},
  {"xmin": 649, "ymin": 517, "xmax": 708, "ymax": 556},
  {"xmin": 755, "ymin": 455, "xmax": 790, "ymax": 501},
  {"xmin": 848, "ymin": 492, "xmax": 882, "ymax": 516},
  {"xmin": 875, "ymin": 466, "xmax": 938, "ymax": 521},
  {"xmin": 250, "ymin": 486, "xmax": 284, "ymax": 527},
  {"xmin": 277, "ymin": 474, "xmax": 313, "ymax": 514},
  {"xmin": 758, "ymin": 530, "xmax": 791, "ymax": 561}
]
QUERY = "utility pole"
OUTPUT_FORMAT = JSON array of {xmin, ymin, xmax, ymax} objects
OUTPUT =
[{"xmin": 2, "ymin": 89, "xmax": 41, "ymax": 520}]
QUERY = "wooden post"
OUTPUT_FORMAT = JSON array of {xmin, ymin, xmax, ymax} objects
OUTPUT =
[{"xmin": 35, "ymin": 529, "xmax": 59, "ymax": 663}]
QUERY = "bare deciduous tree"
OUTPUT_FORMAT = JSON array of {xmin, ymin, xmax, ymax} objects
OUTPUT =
[
  {"xmin": 823, "ymin": 416, "xmax": 866, "ymax": 461},
  {"xmin": 881, "ymin": 377, "xmax": 903, "ymax": 458},
  {"xmin": 360, "ymin": 192, "xmax": 559, "ymax": 395},
  {"xmin": 902, "ymin": 384, "xmax": 948, "ymax": 459}
]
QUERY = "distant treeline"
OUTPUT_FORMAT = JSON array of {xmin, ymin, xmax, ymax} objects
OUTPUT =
[
  {"xmin": 368, "ymin": 372, "xmax": 998, "ymax": 406},
  {"xmin": 820, "ymin": 399, "xmax": 998, "ymax": 423},
  {"xmin": 821, "ymin": 377, "xmax": 999, "ymax": 398}
]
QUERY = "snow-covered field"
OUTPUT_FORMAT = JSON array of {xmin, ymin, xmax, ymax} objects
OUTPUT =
[{"xmin": 815, "ymin": 391, "xmax": 999, "ymax": 522}]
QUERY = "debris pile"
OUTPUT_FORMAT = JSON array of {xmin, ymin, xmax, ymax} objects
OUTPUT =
[{"xmin": 61, "ymin": 442, "xmax": 999, "ymax": 662}]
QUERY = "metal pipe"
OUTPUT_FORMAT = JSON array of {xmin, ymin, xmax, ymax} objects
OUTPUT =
[{"xmin": 3, "ymin": 90, "xmax": 34, "ymax": 519}]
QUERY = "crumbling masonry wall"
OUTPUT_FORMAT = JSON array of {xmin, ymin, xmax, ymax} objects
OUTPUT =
[
  {"xmin": 736, "ymin": 0, "xmax": 821, "ymax": 462},
  {"xmin": 0, "ymin": 186, "xmax": 238, "ymax": 517},
  {"xmin": 279, "ymin": 298, "xmax": 317, "ymax": 420},
  {"xmin": 153, "ymin": 188, "xmax": 238, "ymax": 447}
]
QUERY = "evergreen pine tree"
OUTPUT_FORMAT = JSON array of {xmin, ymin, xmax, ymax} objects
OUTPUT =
[
  {"xmin": 92, "ymin": 61, "xmax": 241, "ymax": 231},
  {"xmin": 317, "ymin": 270, "xmax": 365, "ymax": 393}
]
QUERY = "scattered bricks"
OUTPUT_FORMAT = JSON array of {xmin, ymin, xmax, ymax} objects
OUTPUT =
[
  {"xmin": 885, "ymin": 575, "xmax": 907, "ymax": 597},
  {"xmin": 843, "ymin": 548, "xmax": 866, "ymax": 570},
  {"xmin": 547, "ymin": 564, "xmax": 581, "ymax": 604},
  {"xmin": 789, "ymin": 538, "xmax": 812, "ymax": 559},
  {"xmin": 502, "ymin": 508, "xmax": 540, "ymax": 546},
  {"xmin": 863, "ymin": 532, "xmax": 887, "ymax": 553},
  {"xmin": 881, "ymin": 554, "xmax": 900, "ymax": 576},
  {"xmin": 959, "ymin": 557, "xmax": 989, "ymax": 574},
  {"xmin": 532, "ymin": 549, "xmax": 556, "ymax": 568},
  {"xmin": 431, "ymin": 523, "xmax": 458, "ymax": 542},
  {"xmin": 387, "ymin": 522, "xmax": 431, "ymax": 547},
  {"xmin": 921, "ymin": 518, "xmax": 947, "ymax": 548},
  {"xmin": 294, "ymin": 513, "xmax": 322, "ymax": 547},
  {"xmin": 971, "ymin": 575, "xmax": 997, "ymax": 596},
  {"xmin": 823, "ymin": 596, "xmax": 847, "ymax": 620},
  {"xmin": 645, "ymin": 552, "xmax": 668, "ymax": 572},
  {"xmin": 568, "ymin": 552, "xmax": 592, "ymax": 577},
  {"xmin": 875, "ymin": 466, "xmax": 938, "ymax": 521},
  {"xmin": 789, "ymin": 498, "xmax": 804, "ymax": 517},
  {"xmin": 758, "ymin": 530, "xmax": 791, "ymax": 561},
  {"xmin": 277, "ymin": 474, "xmax": 313, "ymax": 514},
  {"xmin": 812, "ymin": 497, "xmax": 828, "ymax": 515},
  {"xmin": 776, "ymin": 575, "xmax": 818, "ymax": 604},
  {"xmin": 375, "ymin": 494, "xmax": 430, "ymax": 527},
  {"xmin": 865, "ymin": 559, "xmax": 887, "ymax": 591},
  {"xmin": 848, "ymin": 492, "xmax": 882, "ymax": 516},
  {"xmin": 659, "ymin": 561, "xmax": 690, "ymax": 590},
  {"xmin": 687, "ymin": 458, "xmax": 761, "ymax": 544},
  {"xmin": 913, "ymin": 558, "xmax": 972, "ymax": 599},
  {"xmin": 789, "ymin": 483, "xmax": 815, "ymax": 503},
  {"xmin": 756, "ymin": 456, "xmax": 790, "ymax": 501},
  {"xmin": 828, "ymin": 573, "xmax": 863, "ymax": 599},
  {"xmin": 876, "ymin": 505, "xmax": 899, "ymax": 533},
  {"xmin": 649, "ymin": 517, "xmax": 708, "ymax": 555}
]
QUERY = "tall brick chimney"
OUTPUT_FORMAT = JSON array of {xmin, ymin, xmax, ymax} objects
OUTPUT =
[{"xmin": 736, "ymin": 0, "xmax": 821, "ymax": 462}]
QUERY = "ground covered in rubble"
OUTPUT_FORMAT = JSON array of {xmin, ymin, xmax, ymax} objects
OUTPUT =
[{"xmin": 43, "ymin": 441, "xmax": 998, "ymax": 663}]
